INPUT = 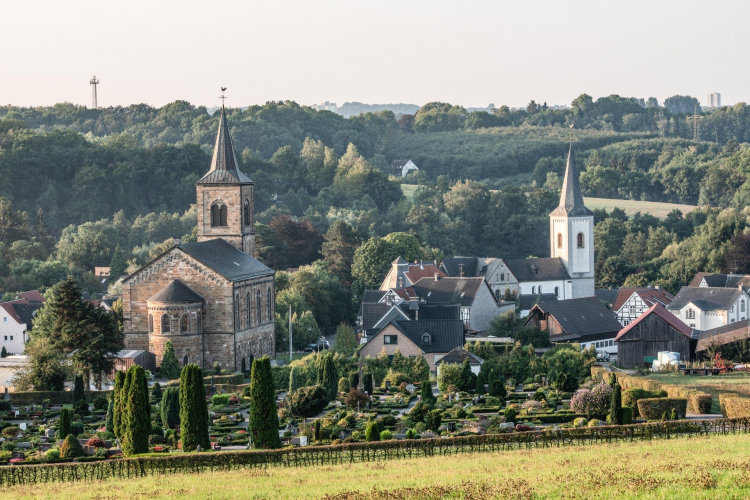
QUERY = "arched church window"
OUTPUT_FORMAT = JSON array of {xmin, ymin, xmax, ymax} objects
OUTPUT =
[
  {"xmin": 183, "ymin": 355, "xmax": 188, "ymax": 366},
  {"xmin": 577, "ymin": 232, "xmax": 584, "ymax": 248},
  {"xmin": 538, "ymin": 285, "xmax": 542, "ymax": 294},
  {"xmin": 555, "ymin": 286, "xmax": 559, "ymax": 297},
  {"xmin": 211, "ymin": 203, "xmax": 221, "ymax": 226},
  {"xmin": 161, "ymin": 314, "xmax": 171, "ymax": 334},
  {"xmin": 220, "ymin": 205, "xmax": 228, "ymax": 226},
  {"xmin": 742, "ymin": 300, "xmax": 746, "ymax": 312},
  {"xmin": 197, "ymin": 312, "xmax": 201, "ymax": 332},
  {"xmin": 256, "ymin": 289, "xmax": 262, "ymax": 324},
  {"xmin": 148, "ymin": 314, "xmax": 153, "ymax": 333},
  {"xmin": 244, "ymin": 199, "xmax": 251, "ymax": 226},
  {"xmin": 532, "ymin": 286, "xmax": 536, "ymax": 294},
  {"xmin": 557, "ymin": 233, "xmax": 563, "ymax": 249},
  {"xmin": 267, "ymin": 288, "xmax": 272, "ymax": 321},
  {"xmin": 235, "ymin": 295, "xmax": 240, "ymax": 329},
  {"xmin": 180, "ymin": 314, "xmax": 189, "ymax": 333},
  {"xmin": 246, "ymin": 293, "xmax": 251, "ymax": 327}
]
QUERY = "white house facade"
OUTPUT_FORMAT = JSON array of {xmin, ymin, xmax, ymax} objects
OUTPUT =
[{"xmin": 667, "ymin": 286, "xmax": 750, "ymax": 331}]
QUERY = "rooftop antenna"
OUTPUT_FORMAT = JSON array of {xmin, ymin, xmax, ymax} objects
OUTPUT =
[
  {"xmin": 219, "ymin": 87, "xmax": 228, "ymax": 109},
  {"xmin": 89, "ymin": 76, "xmax": 99, "ymax": 109}
]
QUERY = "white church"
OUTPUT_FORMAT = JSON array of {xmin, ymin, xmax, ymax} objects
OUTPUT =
[{"xmin": 440, "ymin": 143, "xmax": 595, "ymax": 315}]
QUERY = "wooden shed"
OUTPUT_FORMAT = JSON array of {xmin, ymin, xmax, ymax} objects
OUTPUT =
[
  {"xmin": 112, "ymin": 349, "xmax": 156, "ymax": 375},
  {"xmin": 614, "ymin": 304, "xmax": 696, "ymax": 368}
]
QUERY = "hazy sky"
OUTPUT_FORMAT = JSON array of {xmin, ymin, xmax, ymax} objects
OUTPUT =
[{"xmin": 2, "ymin": 0, "xmax": 747, "ymax": 109}]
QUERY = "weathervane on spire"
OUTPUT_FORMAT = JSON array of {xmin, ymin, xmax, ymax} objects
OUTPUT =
[
  {"xmin": 569, "ymin": 123, "xmax": 575, "ymax": 144},
  {"xmin": 219, "ymin": 87, "xmax": 228, "ymax": 109}
]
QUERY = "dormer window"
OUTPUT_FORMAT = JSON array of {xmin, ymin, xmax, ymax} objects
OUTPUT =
[{"xmin": 422, "ymin": 332, "xmax": 432, "ymax": 345}]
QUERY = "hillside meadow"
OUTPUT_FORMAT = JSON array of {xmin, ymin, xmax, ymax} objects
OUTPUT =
[{"xmin": 7, "ymin": 433, "xmax": 750, "ymax": 499}]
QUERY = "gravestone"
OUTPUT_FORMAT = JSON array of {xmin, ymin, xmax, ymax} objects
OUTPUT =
[
  {"xmin": 291, "ymin": 436, "xmax": 308, "ymax": 447},
  {"xmin": 38, "ymin": 443, "xmax": 52, "ymax": 453},
  {"xmin": 44, "ymin": 428, "xmax": 56, "ymax": 439},
  {"xmin": 19, "ymin": 423, "xmax": 26, "ymax": 431},
  {"xmin": 16, "ymin": 442, "xmax": 31, "ymax": 449}
]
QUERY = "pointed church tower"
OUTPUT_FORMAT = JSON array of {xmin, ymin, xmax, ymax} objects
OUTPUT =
[
  {"xmin": 196, "ymin": 105, "xmax": 255, "ymax": 255},
  {"xmin": 549, "ymin": 143, "xmax": 595, "ymax": 298}
]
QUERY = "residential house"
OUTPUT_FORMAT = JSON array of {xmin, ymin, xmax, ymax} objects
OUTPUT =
[
  {"xmin": 391, "ymin": 159, "xmax": 419, "ymax": 178},
  {"xmin": 612, "ymin": 287, "xmax": 675, "ymax": 326},
  {"xmin": 695, "ymin": 319, "xmax": 750, "ymax": 360},
  {"xmin": 435, "ymin": 347, "xmax": 483, "ymax": 376},
  {"xmin": 358, "ymin": 319, "xmax": 465, "ymax": 373},
  {"xmin": 0, "ymin": 292, "xmax": 45, "ymax": 355},
  {"xmin": 666, "ymin": 286, "xmax": 750, "ymax": 331},
  {"xmin": 689, "ymin": 272, "xmax": 750, "ymax": 288},
  {"xmin": 523, "ymin": 296, "xmax": 622, "ymax": 354},
  {"xmin": 614, "ymin": 303, "xmax": 696, "ymax": 368},
  {"xmin": 380, "ymin": 257, "xmax": 445, "ymax": 291}
]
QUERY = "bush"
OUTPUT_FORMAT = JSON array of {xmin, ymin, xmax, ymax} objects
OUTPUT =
[
  {"xmin": 93, "ymin": 395, "xmax": 108, "ymax": 412},
  {"xmin": 437, "ymin": 363, "xmax": 463, "ymax": 393},
  {"xmin": 71, "ymin": 422, "xmax": 84, "ymax": 437},
  {"xmin": 45, "ymin": 449, "xmax": 60, "ymax": 461},
  {"xmin": 688, "ymin": 393, "xmax": 712, "ymax": 414},
  {"xmin": 425, "ymin": 409, "xmax": 442, "ymax": 431},
  {"xmin": 569, "ymin": 383, "xmax": 612, "ymax": 419},
  {"xmin": 344, "ymin": 389, "xmax": 370, "ymax": 410},
  {"xmin": 160, "ymin": 341, "xmax": 181, "ymax": 379},
  {"xmin": 620, "ymin": 407, "xmax": 633, "ymax": 425},
  {"xmin": 365, "ymin": 419, "xmax": 379, "ymax": 442},
  {"xmin": 212, "ymin": 394, "xmax": 230, "ymax": 407},
  {"xmin": 60, "ymin": 434, "xmax": 84, "ymax": 458},
  {"xmin": 723, "ymin": 396, "xmax": 750, "ymax": 418},
  {"xmin": 2, "ymin": 426, "xmax": 20, "ymax": 437},
  {"xmin": 379, "ymin": 430, "xmax": 392, "ymax": 440},
  {"xmin": 338, "ymin": 377, "xmax": 350, "ymax": 394},
  {"xmin": 151, "ymin": 381, "xmax": 163, "ymax": 400},
  {"xmin": 160, "ymin": 388, "xmax": 180, "ymax": 430},
  {"xmin": 622, "ymin": 388, "xmax": 652, "ymax": 418},
  {"xmin": 86, "ymin": 438, "xmax": 105, "ymax": 448},
  {"xmin": 636, "ymin": 398, "xmax": 688, "ymax": 421},
  {"xmin": 73, "ymin": 399, "xmax": 90, "ymax": 417},
  {"xmin": 286, "ymin": 386, "xmax": 328, "ymax": 418},
  {"xmin": 149, "ymin": 434, "xmax": 164, "ymax": 445},
  {"xmin": 504, "ymin": 407, "xmax": 517, "ymax": 422},
  {"xmin": 384, "ymin": 371, "xmax": 409, "ymax": 388}
]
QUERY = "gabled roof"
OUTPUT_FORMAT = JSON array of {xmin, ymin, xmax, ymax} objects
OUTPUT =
[
  {"xmin": 503, "ymin": 257, "xmax": 570, "ymax": 283},
  {"xmin": 196, "ymin": 106, "xmax": 253, "ymax": 185},
  {"xmin": 14, "ymin": 290, "xmax": 44, "ymax": 304},
  {"xmin": 0, "ymin": 299, "xmax": 43, "ymax": 327},
  {"xmin": 148, "ymin": 279, "xmax": 205, "ymax": 303},
  {"xmin": 391, "ymin": 159, "xmax": 410, "ymax": 168},
  {"xmin": 527, "ymin": 296, "xmax": 621, "ymax": 336},
  {"xmin": 688, "ymin": 272, "xmax": 750, "ymax": 288},
  {"xmin": 404, "ymin": 264, "xmax": 445, "ymax": 284},
  {"xmin": 360, "ymin": 302, "xmax": 393, "ymax": 331},
  {"xmin": 595, "ymin": 288, "xmax": 620, "ymax": 305},
  {"xmin": 696, "ymin": 319, "xmax": 750, "ymax": 352},
  {"xmin": 612, "ymin": 287, "xmax": 674, "ymax": 312},
  {"xmin": 411, "ymin": 277, "xmax": 492, "ymax": 307},
  {"xmin": 667, "ymin": 286, "xmax": 745, "ymax": 312},
  {"xmin": 361, "ymin": 290, "xmax": 387, "ymax": 303},
  {"xmin": 391, "ymin": 288, "xmax": 416, "ymax": 301},
  {"xmin": 391, "ymin": 319, "xmax": 465, "ymax": 353},
  {"xmin": 440, "ymin": 257, "xmax": 480, "ymax": 278},
  {"xmin": 518, "ymin": 293, "xmax": 558, "ymax": 311},
  {"xmin": 372, "ymin": 305, "xmax": 411, "ymax": 330},
  {"xmin": 402, "ymin": 303, "xmax": 461, "ymax": 321},
  {"xmin": 176, "ymin": 239, "xmax": 274, "ymax": 282},
  {"xmin": 615, "ymin": 303, "xmax": 693, "ymax": 342},
  {"xmin": 549, "ymin": 143, "xmax": 593, "ymax": 217},
  {"xmin": 435, "ymin": 346, "xmax": 483, "ymax": 365}
]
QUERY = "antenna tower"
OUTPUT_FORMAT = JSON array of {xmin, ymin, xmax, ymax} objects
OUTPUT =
[
  {"xmin": 687, "ymin": 105, "xmax": 702, "ymax": 141},
  {"xmin": 89, "ymin": 76, "xmax": 100, "ymax": 109}
]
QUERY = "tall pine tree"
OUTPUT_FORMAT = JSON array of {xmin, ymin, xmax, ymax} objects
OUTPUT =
[
  {"xmin": 120, "ymin": 365, "xmax": 151, "ymax": 456},
  {"xmin": 179, "ymin": 364, "xmax": 210, "ymax": 451},
  {"xmin": 57, "ymin": 408, "xmax": 71, "ymax": 438},
  {"xmin": 160, "ymin": 387, "xmax": 180, "ymax": 430},
  {"xmin": 248, "ymin": 357, "xmax": 281, "ymax": 449}
]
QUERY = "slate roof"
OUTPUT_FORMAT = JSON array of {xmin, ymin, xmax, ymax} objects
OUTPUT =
[
  {"xmin": 595, "ymin": 288, "xmax": 620, "ymax": 306},
  {"xmin": 615, "ymin": 303, "xmax": 693, "ymax": 342},
  {"xmin": 435, "ymin": 346, "xmax": 483, "ymax": 365},
  {"xmin": 177, "ymin": 239, "xmax": 274, "ymax": 282},
  {"xmin": 503, "ymin": 257, "xmax": 570, "ymax": 282},
  {"xmin": 372, "ymin": 305, "xmax": 410, "ymax": 330},
  {"xmin": 549, "ymin": 143, "xmax": 593, "ymax": 217},
  {"xmin": 148, "ymin": 279, "xmax": 205, "ymax": 303},
  {"xmin": 402, "ymin": 303, "xmax": 461, "ymax": 321},
  {"xmin": 518, "ymin": 293, "xmax": 558, "ymax": 311},
  {"xmin": 360, "ymin": 302, "xmax": 393, "ymax": 331},
  {"xmin": 196, "ymin": 107, "xmax": 253, "ymax": 185},
  {"xmin": 696, "ymin": 319, "xmax": 750, "ymax": 352},
  {"xmin": 361, "ymin": 290, "xmax": 387, "ymax": 303},
  {"xmin": 440, "ymin": 257, "xmax": 479, "ymax": 278},
  {"xmin": 688, "ymin": 272, "xmax": 750, "ymax": 289},
  {"xmin": 391, "ymin": 319, "xmax": 465, "ymax": 353},
  {"xmin": 411, "ymin": 277, "xmax": 491, "ymax": 307},
  {"xmin": 527, "ymin": 296, "xmax": 621, "ymax": 337},
  {"xmin": 667, "ymin": 287, "xmax": 745, "ymax": 312},
  {"xmin": 391, "ymin": 160, "xmax": 409, "ymax": 168}
]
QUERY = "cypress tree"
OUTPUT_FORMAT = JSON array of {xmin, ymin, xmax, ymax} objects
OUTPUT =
[
  {"xmin": 320, "ymin": 353, "xmax": 338, "ymax": 401},
  {"xmin": 365, "ymin": 419, "xmax": 379, "ymax": 442},
  {"xmin": 106, "ymin": 396, "xmax": 114, "ymax": 433},
  {"xmin": 179, "ymin": 364, "xmax": 210, "ymax": 451},
  {"xmin": 160, "ymin": 387, "xmax": 181, "ymax": 430},
  {"xmin": 248, "ymin": 357, "xmax": 281, "ymax": 449},
  {"xmin": 459, "ymin": 358, "xmax": 473, "ymax": 391},
  {"xmin": 363, "ymin": 373, "xmax": 373, "ymax": 395},
  {"xmin": 421, "ymin": 377, "xmax": 435, "ymax": 405},
  {"xmin": 121, "ymin": 365, "xmax": 151, "ymax": 456},
  {"xmin": 73, "ymin": 374, "xmax": 85, "ymax": 406},
  {"xmin": 112, "ymin": 370, "xmax": 125, "ymax": 438},
  {"xmin": 160, "ymin": 341, "xmax": 180, "ymax": 379},
  {"xmin": 609, "ymin": 381, "xmax": 622, "ymax": 425},
  {"xmin": 475, "ymin": 371, "xmax": 485, "ymax": 395},
  {"xmin": 1, "ymin": 346, "xmax": 6, "ymax": 357},
  {"xmin": 288, "ymin": 367, "xmax": 298, "ymax": 394},
  {"xmin": 57, "ymin": 408, "xmax": 71, "ymax": 439},
  {"xmin": 151, "ymin": 381, "xmax": 162, "ymax": 400}
]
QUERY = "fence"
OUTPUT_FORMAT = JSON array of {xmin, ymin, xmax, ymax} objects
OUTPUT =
[{"xmin": 2, "ymin": 417, "xmax": 750, "ymax": 487}]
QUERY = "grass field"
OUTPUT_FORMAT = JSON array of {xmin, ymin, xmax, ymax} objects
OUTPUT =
[
  {"xmin": 400, "ymin": 184, "xmax": 697, "ymax": 219},
  {"xmin": 8, "ymin": 433, "xmax": 750, "ymax": 499},
  {"xmin": 644, "ymin": 372, "xmax": 750, "ymax": 414}
]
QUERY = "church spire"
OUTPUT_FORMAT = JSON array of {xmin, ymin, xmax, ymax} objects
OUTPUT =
[
  {"xmin": 552, "ymin": 142, "xmax": 592, "ymax": 216},
  {"xmin": 196, "ymin": 90, "xmax": 252, "ymax": 185}
]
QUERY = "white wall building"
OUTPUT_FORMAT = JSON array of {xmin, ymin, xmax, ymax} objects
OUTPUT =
[
  {"xmin": 667, "ymin": 286, "xmax": 750, "ymax": 331},
  {"xmin": 391, "ymin": 159, "xmax": 419, "ymax": 178},
  {"xmin": 613, "ymin": 287, "xmax": 675, "ymax": 327}
]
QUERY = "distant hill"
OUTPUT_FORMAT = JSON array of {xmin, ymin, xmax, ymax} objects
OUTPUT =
[{"xmin": 336, "ymin": 102, "xmax": 420, "ymax": 118}]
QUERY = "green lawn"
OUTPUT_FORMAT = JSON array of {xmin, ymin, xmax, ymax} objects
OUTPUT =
[
  {"xmin": 643, "ymin": 372, "xmax": 750, "ymax": 414},
  {"xmin": 9, "ymin": 433, "xmax": 750, "ymax": 499},
  {"xmin": 401, "ymin": 184, "xmax": 697, "ymax": 219}
]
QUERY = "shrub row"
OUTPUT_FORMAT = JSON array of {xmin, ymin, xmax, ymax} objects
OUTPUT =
[
  {"xmin": 636, "ymin": 398, "xmax": 688, "ymax": 421},
  {"xmin": 722, "ymin": 396, "xmax": 750, "ymax": 418},
  {"xmin": 8, "ymin": 391, "xmax": 113, "ymax": 406},
  {"xmin": 2, "ymin": 418, "xmax": 749, "ymax": 486},
  {"xmin": 519, "ymin": 413, "xmax": 587, "ymax": 424},
  {"xmin": 204, "ymin": 373, "xmax": 245, "ymax": 385}
]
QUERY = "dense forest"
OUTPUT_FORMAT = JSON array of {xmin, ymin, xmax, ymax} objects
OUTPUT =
[{"xmin": 2, "ymin": 94, "xmax": 750, "ymax": 338}]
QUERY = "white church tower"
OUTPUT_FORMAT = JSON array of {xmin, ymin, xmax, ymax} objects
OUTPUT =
[{"xmin": 549, "ymin": 143, "xmax": 595, "ymax": 298}]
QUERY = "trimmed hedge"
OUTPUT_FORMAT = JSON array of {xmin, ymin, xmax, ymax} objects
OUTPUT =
[
  {"xmin": 9, "ymin": 391, "xmax": 113, "ymax": 406},
  {"xmin": 689, "ymin": 393, "xmax": 712, "ymax": 414},
  {"xmin": 636, "ymin": 398, "xmax": 688, "ymax": 421},
  {"xmin": 204, "ymin": 373, "xmax": 244, "ymax": 385},
  {"xmin": 622, "ymin": 388, "xmax": 652, "ymax": 419},
  {"xmin": 723, "ymin": 396, "xmax": 750, "ymax": 418},
  {"xmin": 520, "ymin": 413, "xmax": 586, "ymax": 424}
]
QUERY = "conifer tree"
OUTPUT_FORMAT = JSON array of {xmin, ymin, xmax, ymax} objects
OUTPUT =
[
  {"xmin": 73, "ymin": 374, "xmax": 85, "ymax": 406},
  {"xmin": 609, "ymin": 380, "xmax": 622, "ymax": 425},
  {"xmin": 288, "ymin": 367, "xmax": 298, "ymax": 394},
  {"xmin": 363, "ymin": 373, "xmax": 373, "ymax": 395},
  {"xmin": 1, "ymin": 346, "xmax": 6, "ymax": 358},
  {"xmin": 160, "ymin": 387, "xmax": 181, "ymax": 430},
  {"xmin": 57, "ymin": 407, "xmax": 71, "ymax": 439},
  {"xmin": 160, "ymin": 340, "xmax": 180, "ymax": 379},
  {"xmin": 247, "ymin": 353, "xmax": 255, "ymax": 377},
  {"xmin": 459, "ymin": 358, "xmax": 473, "ymax": 391},
  {"xmin": 241, "ymin": 357, "xmax": 246, "ymax": 376},
  {"xmin": 365, "ymin": 418, "xmax": 379, "ymax": 441},
  {"xmin": 420, "ymin": 377, "xmax": 435, "ymax": 405},
  {"xmin": 412, "ymin": 355, "xmax": 430, "ymax": 382},
  {"xmin": 179, "ymin": 364, "xmax": 210, "ymax": 451},
  {"xmin": 319, "ymin": 353, "xmax": 338, "ymax": 401},
  {"xmin": 121, "ymin": 365, "xmax": 151, "ymax": 456},
  {"xmin": 151, "ymin": 380, "xmax": 162, "ymax": 400},
  {"xmin": 475, "ymin": 371, "xmax": 485, "ymax": 395},
  {"xmin": 106, "ymin": 396, "xmax": 114, "ymax": 434},
  {"xmin": 112, "ymin": 370, "xmax": 125, "ymax": 438},
  {"xmin": 248, "ymin": 357, "xmax": 281, "ymax": 449}
]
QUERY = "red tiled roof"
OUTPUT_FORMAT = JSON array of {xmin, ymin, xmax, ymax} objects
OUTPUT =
[
  {"xmin": 404, "ymin": 264, "xmax": 445, "ymax": 284},
  {"xmin": 0, "ymin": 301, "xmax": 25, "ymax": 325},
  {"xmin": 391, "ymin": 287, "xmax": 416, "ymax": 301},
  {"xmin": 612, "ymin": 288, "xmax": 649, "ymax": 311},
  {"xmin": 615, "ymin": 303, "xmax": 692, "ymax": 342},
  {"xmin": 612, "ymin": 288, "xmax": 674, "ymax": 312},
  {"xmin": 15, "ymin": 290, "xmax": 44, "ymax": 303}
]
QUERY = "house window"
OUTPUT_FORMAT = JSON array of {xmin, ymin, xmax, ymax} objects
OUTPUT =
[
  {"xmin": 211, "ymin": 203, "xmax": 221, "ymax": 226},
  {"xmin": 148, "ymin": 314, "xmax": 153, "ymax": 333},
  {"xmin": 267, "ymin": 288, "xmax": 273, "ymax": 320},
  {"xmin": 3, "ymin": 336, "xmax": 6, "ymax": 341},
  {"xmin": 557, "ymin": 233, "xmax": 563, "ymax": 249},
  {"xmin": 500, "ymin": 273, "xmax": 505, "ymax": 281},
  {"xmin": 197, "ymin": 312, "xmax": 201, "ymax": 332},
  {"xmin": 577, "ymin": 232, "xmax": 584, "ymax": 249},
  {"xmin": 257, "ymin": 289, "xmax": 262, "ymax": 323},
  {"xmin": 538, "ymin": 285, "xmax": 542, "ymax": 294},
  {"xmin": 495, "ymin": 289, "xmax": 501, "ymax": 300},
  {"xmin": 686, "ymin": 309, "xmax": 695, "ymax": 319},
  {"xmin": 629, "ymin": 306, "xmax": 636, "ymax": 314},
  {"xmin": 3, "ymin": 317, "xmax": 6, "ymax": 323},
  {"xmin": 461, "ymin": 307, "xmax": 471, "ymax": 325},
  {"xmin": 384, "ymin": 335, "xmax": 398, "ymax": 345},
  {"xmin": 161, "ymin": 314, "xmax": 171, "ymax": 333},
  {"xmin": 180, "ymin": 314, "xmax": 189, "ymax": 333},
  {"xmin": 742, "ymin": 300, "xmax": 746, "ymax": 312},
  {"xmin": 623, "ymin": 320, "xmax": 630, "ymax": 326},
  {"xmin": 220, "ymin": 205, "xmax": 228, "ymax": 226},
  {"xmin": 554, "ymin": 286, "xmax": 559, "ymax": 297}
]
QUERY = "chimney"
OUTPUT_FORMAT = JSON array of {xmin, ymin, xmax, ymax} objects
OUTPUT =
[
  {"xmin": 433, "ymin": 260, "xmax": 437, "ymax": 267},
  {"xmin": 434, "ymin": 273, "xmax": 440, "ymax": 281},
  {"xmin": 398, "ymin": 276, "xmax": 404, "ymax": 288},
  {"xmin": 458, "ymin": 264, "xmax": 464, "ymax": 277},
  {"xmin": 420, "ymin": 260, "xmax": 424, "ymax": 270},
  {"xmin": 655, "ymin": 285, "xmax": 661, "ymax": 290}
]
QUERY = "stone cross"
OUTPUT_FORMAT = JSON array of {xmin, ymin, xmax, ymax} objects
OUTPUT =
[{"xmin": 356, "ymin": 357, "xmax": 364, "ymax": 391}]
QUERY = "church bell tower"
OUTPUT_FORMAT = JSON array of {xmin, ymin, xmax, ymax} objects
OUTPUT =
[
  {"xmin": 549, "ymin": 143, "xmax": 595, "ymax": 298},
  {"xmin": 195, "ymin": 102, "xmax": 255, "ymax": 256}
]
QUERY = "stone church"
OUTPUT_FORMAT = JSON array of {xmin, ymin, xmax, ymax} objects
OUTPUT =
[{"xmin": 122, "ymin": 106, "xmax": 275, "ymax": 372}]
